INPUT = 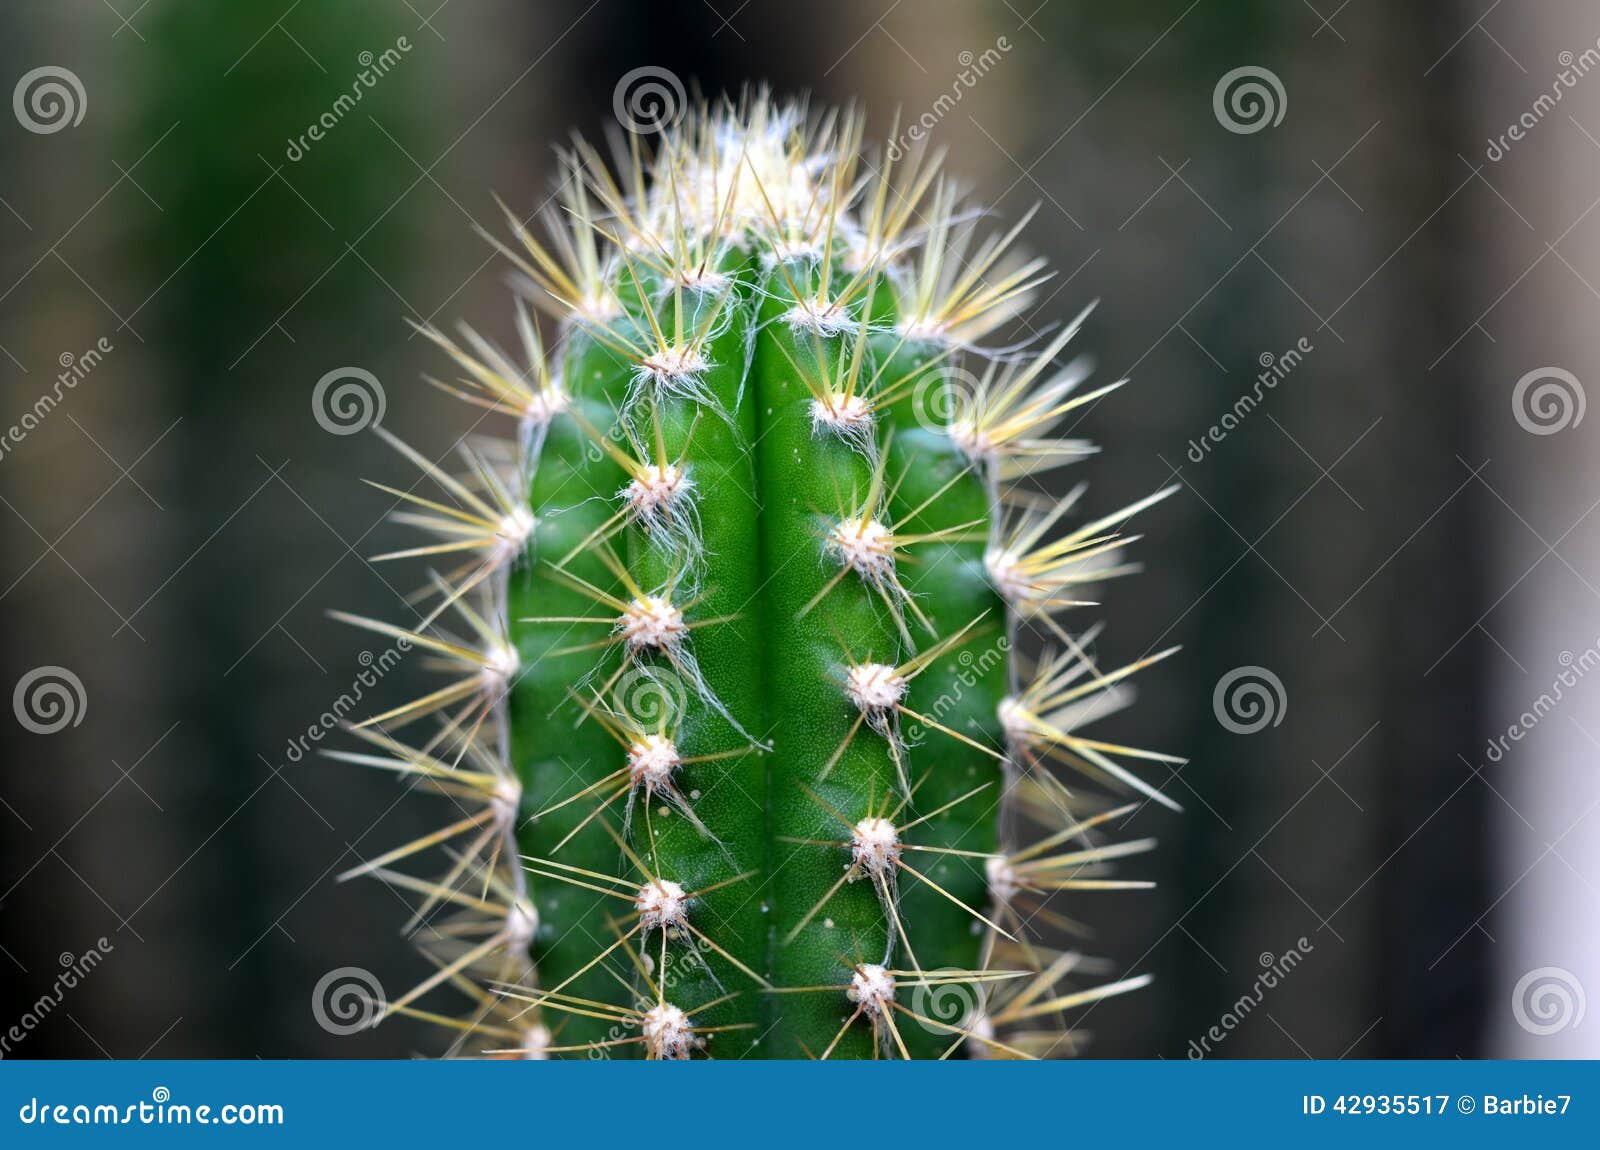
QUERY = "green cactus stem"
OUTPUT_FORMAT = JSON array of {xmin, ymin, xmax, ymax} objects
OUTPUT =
[{"xmin": 330, "ymin": 93, "xmax": 1181, "ymax": 1060}]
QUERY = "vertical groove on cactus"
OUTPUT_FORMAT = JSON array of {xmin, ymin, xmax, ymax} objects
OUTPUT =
[{"xmin": 330, "ymin": 93, "xmax": 1182, "ymax": 1060}]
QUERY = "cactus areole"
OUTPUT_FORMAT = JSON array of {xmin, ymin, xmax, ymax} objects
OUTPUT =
[{"xmin": 331, "ymin": 93, "xmax": 1181, "ymax": 1060}]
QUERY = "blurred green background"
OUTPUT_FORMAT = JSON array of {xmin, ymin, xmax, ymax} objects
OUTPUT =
[{"xmin": 4, "ymin": 0, "xmax": 1598, "ymax": 1059}]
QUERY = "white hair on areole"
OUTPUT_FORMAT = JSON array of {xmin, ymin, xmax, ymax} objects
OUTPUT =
[
  {"xmin": 627, "ymin": 733, "xmax": 682, "ymax": 789},
  {"xmin": 618, "ymin": 595, "xmax": 688, "ymax": 652},
  {"xmin": 478, "ymin": 641, "xmax": 520, "ymax": 692},
  {"xmin": 848, "ymin": 963, "xmax": 896, "ymax": 1017},
  {"xmin": 851, "ymin": 816, "xmax": 902, "ymax": 878},
  {"xmin": 782, "ymin": 296, "xmax": 856, "ymax": 337},
  {"xmin": 827, "ymin": 516, "xmax": 896, "ymax": 583},
  {"xmin": 808, "ymin": 391, "xmax": 876, "ymax": 455},
  {"xmin": 642, "ymin": 1002, "xmax": 699, "ymax": 1059},
  {"xmin": 635, "ymin": 878, "xmax": 689, "ymax": 934},
  {"xmin": 845, "ymin": 662, "xmax": 907, "ymax": 730}
]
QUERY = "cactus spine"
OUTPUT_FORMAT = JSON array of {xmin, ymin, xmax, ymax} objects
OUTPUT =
[{"xmin": 332, "ymin": 94, "xmax": 1180, "ymax": 1059}]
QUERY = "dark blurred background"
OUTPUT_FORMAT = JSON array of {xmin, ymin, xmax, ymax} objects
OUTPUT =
[{"xmin": 2, "ymin": 0, "xmax": 1596, "ymax": 1059}]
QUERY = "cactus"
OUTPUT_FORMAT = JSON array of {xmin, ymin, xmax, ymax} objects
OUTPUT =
[{"xmin": 330, "ymin": 93, "xmax": 1180, "ymax": 1059}]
